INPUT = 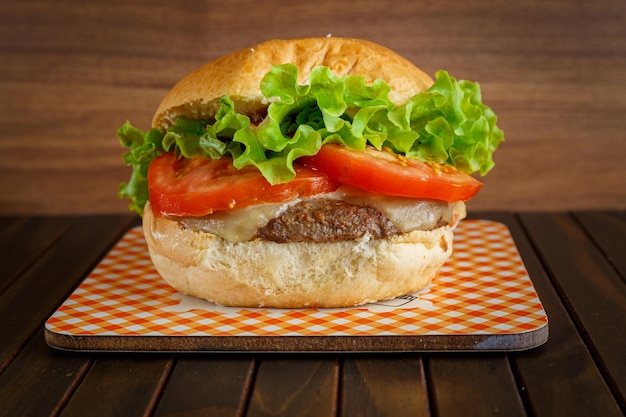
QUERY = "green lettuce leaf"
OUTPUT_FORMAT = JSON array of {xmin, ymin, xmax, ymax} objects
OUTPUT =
[
  {"xmin": 118, "ymin": 64, "xmax": 504, "ymax": 215},
  {"xmin": 402, "ymin": 70, "xmax": 504, "ymax": 175},
  {"xmin": 117, "ymin": 121, "xmax": 164, "ymax": 215}
]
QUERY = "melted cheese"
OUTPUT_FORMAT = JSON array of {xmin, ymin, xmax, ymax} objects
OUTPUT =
[
  {"xmin": 178, "ymin": 201, "xmax": 292, "ymax": 243},
  {"xmin": 176, "ymin": 186, "xmax": 466, "ymax": 242}
]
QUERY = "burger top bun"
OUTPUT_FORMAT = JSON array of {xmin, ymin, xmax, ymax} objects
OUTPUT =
[{"xmin": 152, "ymin": 37, "xmax": 434, "ymax": 129}]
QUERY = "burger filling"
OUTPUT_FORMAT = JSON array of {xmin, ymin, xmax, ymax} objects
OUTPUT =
[
  {"xmin": 117, "ymin": 65, "xmax": 503, "ymax": 222},
  {"xmin": 175, "ymin": 186, "xmax": 466, "ymax": 243},
  {"xmin": 257, "ymin": 199, "xmax": 401, "ymax": 243}
]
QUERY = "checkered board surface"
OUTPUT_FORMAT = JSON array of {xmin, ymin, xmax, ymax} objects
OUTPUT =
[{"xmin": 45, "ymin": 220, "xmax": 548, "ymax": 350}]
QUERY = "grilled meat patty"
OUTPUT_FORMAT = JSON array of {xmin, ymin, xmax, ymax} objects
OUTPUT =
[{"xmin": 257, "ymin": 199, "xmax": 401, "ymax": 243}]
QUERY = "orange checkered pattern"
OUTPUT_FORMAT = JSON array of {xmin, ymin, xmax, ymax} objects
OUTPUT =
[{"xmin": 45, "ymin": 220, "xmax": 547, "ymax": 338}]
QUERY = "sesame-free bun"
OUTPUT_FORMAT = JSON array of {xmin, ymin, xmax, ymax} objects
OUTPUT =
[
  {"xmin": 143, "ymin": 203, "xmax": 453, "ymax": 308},
  {"xmin": 152, "ymin": 37, "xmax": 434, "ymax": 129},
  {"xmin": 143, "ymin": 38, "xmax": 452, "ymax": 308}
]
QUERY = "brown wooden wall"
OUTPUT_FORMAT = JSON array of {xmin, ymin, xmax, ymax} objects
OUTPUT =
[{"xmin": 1, "ymin": 0, "xmax": 625, "ymax": 215}]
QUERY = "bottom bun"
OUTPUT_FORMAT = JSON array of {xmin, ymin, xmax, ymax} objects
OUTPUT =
[{"xmin": 142, "ymin": 202, "xmax": 454, "ymax": 308}]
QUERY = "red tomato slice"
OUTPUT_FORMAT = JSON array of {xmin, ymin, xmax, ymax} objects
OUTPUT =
[
  {"xmin": 148, "ymin": 153, "xmax": 340, "ymax": 217},
  {"xmin": 299, "ymin": 144, "xmax": 482, "ymax": 202}
]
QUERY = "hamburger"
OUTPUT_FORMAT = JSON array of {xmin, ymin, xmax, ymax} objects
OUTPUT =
[{"xmin": 117, "ymin": 37, "xmax": 503, "ymax": 308}]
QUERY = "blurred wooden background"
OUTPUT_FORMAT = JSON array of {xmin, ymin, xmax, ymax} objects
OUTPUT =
[{"xmin": 1, "ymin": 0, "xmax": 625, "ymax": 215}]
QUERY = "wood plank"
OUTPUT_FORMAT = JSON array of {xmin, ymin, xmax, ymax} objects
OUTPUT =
[
  {"xmin": 0, "ymin": 215, "xmax": 135, "ymax": 373},
  {"xmin": 2, "ymin": 0, "xmax": 626, "ymax": 214},
  {"xmin": 341, "ymin": 356, "xmax": 429, "ymax": 417},
  {"xmin": 426, "ymin": 354, "xmax": 525, "ymax": 417},
  {"xmin": 58, "ymin": 357, "xmax": 174, "ymax": 417},
  {"xmin": 0, "ymin": 329, "xmax": 91, "ymax": 417},
  {"xmin": 0, "ymin": 215, "xmax": 75, "ymax": 294},
  {"xmin": 153, "ymin": 357, "xmax": 255, "ymax": 417},
  {"xmin": 575, "ymin": 211, "xmax": 626, "ymax": 280},
  {"xmin": 0, "ymin": 216, "xmax": 24, "ymax": 238},
  {"xmin": 520, "ymin": 212, "xmax": 626, "ymax": 409},
  {"xmin": 484, "ymin": 212, "xmax": 624, "ymax": 417},
  {"xmin": 246, "ymin": 358, "xmax": 338, "ymax": 417}
]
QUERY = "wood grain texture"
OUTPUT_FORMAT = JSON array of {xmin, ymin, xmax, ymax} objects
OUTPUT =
[
  {"xmin": 341, "ymin": 357, "xmax": 430, "ymax": 417},
  {"xmin": 0, "ymin": 329, "xmax": 92, "ymax": 417},
  {"xmin": 575, "ymin": 211, "xmax": 626, "ymax": 280},
  {"xmin": 153, "ymin": 358, "xmax": 255, "ymax": 417},
  {"xmin": 58, "ymin": 357, "xmax": 173, "ymax": 417},
  {"xmin": 0, "ymin": 216, "xmax": 74, "ymax": 292},
  {"xmin": 520, "ymin": 212, "xmax": 626, "ymax": 410},
  {"xmin": 0, "ymin": 215, "xmax": 135, "ymax": 372},
  {"xmin": 246, "ymin": 358, "xmax": 339, "ymax": 417},
  {"xmin": 483, "ymin": 212, "xmax": 624, "ymax": 417},
  {"xmin": 1, "ymin": 0, "xmax": 625, "ymax": 214},
  {"xmin": 426, "ymin": 354, "xmax": 526, "ymax": 417}
]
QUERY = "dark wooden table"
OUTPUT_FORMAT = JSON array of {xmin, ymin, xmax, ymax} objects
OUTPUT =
[{"xmin": 0, "ymin": 211, "xmax": 624, "ymax": 417}]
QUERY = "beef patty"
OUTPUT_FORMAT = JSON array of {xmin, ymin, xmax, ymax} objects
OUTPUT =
[{"xmin": 257, "ymin": 198, "xmax": 401, "ymax": 243}]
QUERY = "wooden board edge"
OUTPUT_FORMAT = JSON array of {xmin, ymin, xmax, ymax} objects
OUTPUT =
[{"xmin": 44, "ymin": 323, "xmax": 548, "ymax": 354}]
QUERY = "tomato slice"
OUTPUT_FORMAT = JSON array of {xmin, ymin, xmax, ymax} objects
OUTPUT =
[
  {"xmin": 299, "ymin": 144, "xmax": 482, "ymax": 202},
  {"xmin": 148, "ymin": 153, "xmax": 340, "ymax": 217}
]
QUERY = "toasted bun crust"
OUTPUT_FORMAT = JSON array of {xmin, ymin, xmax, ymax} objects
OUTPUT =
[
  {"xmin": 152, "ymin": 37, "xmax": 433, "ymax": 129},
  {"xmin": 143, "ymin": 203, "xmax": 453, "ymax": 308}
]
